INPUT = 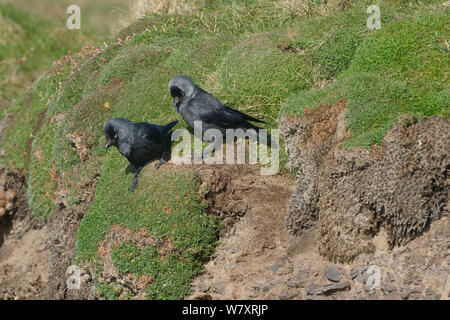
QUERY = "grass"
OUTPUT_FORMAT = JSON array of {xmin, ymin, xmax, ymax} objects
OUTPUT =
[
  {"xmin": 1, "ymin": 0, "xmax": 448, "ymax": 299},
  {"xmin": 281, "ymin": 8, "xmax": 449, "ymax": 148},
  {"xmin": 75, "ymin": 153, "xmax": 220, "ymax": 299}
]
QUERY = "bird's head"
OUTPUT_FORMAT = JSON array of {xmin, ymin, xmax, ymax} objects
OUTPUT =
[
  {"xmin": 104, "ymin": 120, "xmax": 118, "ymax": 150},
  {"xmin": 168, "ymin": 75, "xmax": 197, "ymax": 110}
]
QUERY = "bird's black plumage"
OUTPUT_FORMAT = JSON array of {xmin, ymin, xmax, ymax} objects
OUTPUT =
[
  {"xmin": 104, "ymin": 118, "xmax": 178, "ymax": 191},
  {"xmin": 168, "ymin": 75, "xmax": 266, "ymax": 136}
]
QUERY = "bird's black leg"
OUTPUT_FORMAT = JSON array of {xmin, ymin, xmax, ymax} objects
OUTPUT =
[
  {"xmin": 129, "ymin": 166, "xmax": 142, "ymax": 192},
  {"xmin": 155, "ymin": 151, "xmax": 170, "ymax": 169}
]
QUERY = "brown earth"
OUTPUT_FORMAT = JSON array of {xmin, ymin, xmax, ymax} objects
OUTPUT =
[
  {"xmin": 0, "ymin": 168, "xmax": 48, "ymax": 299},
  {"xmin": 280, "ymin": 101, "xmax": 449, "ymax": 262},
  {"xmin": 0, "ymin": 104, "xmax": 448, "ymax": 299}
]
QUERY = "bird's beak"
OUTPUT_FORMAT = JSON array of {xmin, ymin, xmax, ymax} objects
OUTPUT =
[
  {"xmin": 104, "ymin": 144, "xmax": 111, "ymax": 150},
  {"xmin": 173, "ymin": 97, "xmax": 180, "ymax": 110}
]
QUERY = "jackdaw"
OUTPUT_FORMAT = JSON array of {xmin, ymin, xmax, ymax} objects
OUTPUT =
[
  {"xmin": 104, "ymin": 118, "xmax": 178, "ymax": 191},
  {"xmin": 168, "ymin": 75, "xmax": 266, "ymax": 137}
]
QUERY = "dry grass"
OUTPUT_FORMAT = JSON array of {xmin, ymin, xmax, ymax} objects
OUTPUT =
[
  {"xmin": 276, "ymin": 0, "xmax": 349, "ymax": 18},
  {"xmin": 117, "ymin": 0, "xmax": 200, "ymax": 31}
]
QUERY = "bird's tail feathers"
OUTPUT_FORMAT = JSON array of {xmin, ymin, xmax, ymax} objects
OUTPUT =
[
  {"xmin": 225, "ymin": 105, "xmax": 266, "ymax": 124},
  {"xmin": 162, "ymin": 120, "xmax": 179, "ymax": 134}
]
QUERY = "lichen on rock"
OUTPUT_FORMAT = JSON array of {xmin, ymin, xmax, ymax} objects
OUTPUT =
[{"xmin": 281, "ymin": 101, "xmax": 449, "ymax": 262}]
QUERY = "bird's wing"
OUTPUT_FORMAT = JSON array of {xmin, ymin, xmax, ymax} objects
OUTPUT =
[
  {"xmin": 118, "ymin": 142, "xmax": 131, "ymax": 157},
  {"xmin": 222, "ymin": 105, "xmax": 266, "ymax": 124},
  {"xmin": 188, "ymin": 94, "xmax": 264, "ymax": 128},
  {"xmin": 135, "ymin": 123, "xmax": 165, "ymax": 144}
]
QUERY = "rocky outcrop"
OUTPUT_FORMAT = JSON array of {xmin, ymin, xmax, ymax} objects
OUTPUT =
[{"xmin": 280, "ymin": 101, "xmax": 449, "ymax": 262}]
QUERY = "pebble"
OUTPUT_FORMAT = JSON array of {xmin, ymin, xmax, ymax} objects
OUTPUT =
[
  {"xmin": 279, "ymin": 291, "xmax": 299, "ymax": 300},
  {"xmin": 286, "ymin": 280, "xmax": 299, "ymax": 289},
  {"xmin": 321, "ymin": 282, "xmax": 350, "ymax": 295},
  {"xmin": 199, "ymin": 285, "xmax": 210, "ymax": 293},
  {"xmin": 409, "ymin": 285, "xmax": 424, "ymax": 294},
  {"xmin": 269, "ymin": 263, "xmax": 282, "ymax": 274},
  {"xmin": 212, "ymin": 281, "xmax": 226, "ymax": 295},
  {"xmin": 326, "ymin": 265, "xmax": 341, "ymax": 282},
  {"xmin": 305, "ymin": 282, "xmax": 321, "ymax": 295},
  {"xmin": 381, "ymin": 292, "xmax": 402, "ymax": 300}
]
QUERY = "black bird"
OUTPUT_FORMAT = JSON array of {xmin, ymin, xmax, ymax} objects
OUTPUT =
[
  {"xmin": 104, "ymin": 118, "xmax": 178, "ymax": 192},
  {"xmin": 168, "ymin": 75, "xmax": 266, "ymax": 137}
]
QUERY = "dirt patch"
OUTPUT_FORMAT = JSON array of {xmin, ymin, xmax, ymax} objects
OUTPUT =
[
  {"xmin": 186, "ymin": 158, "xmax": 448, "ymax": 300},
  {"xmin": 280, "ymin": 101, "xmax": 449, "ymax": 262},
  {"xmin": 0, "ymin": 167, "xmax": 49, "ymax": 300},
  {"xmin": 41, "ymin": 172, "xmax": 100, "ymax": 300},
  {"xmin": 91, "ymin": 225, "xmax": 181, "ymax": 299},
  {"xmin": 187, "ymin": 163, "xmax": 297, "ymax": 299}
]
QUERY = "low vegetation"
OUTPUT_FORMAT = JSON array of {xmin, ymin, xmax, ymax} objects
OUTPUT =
[{"xmin": 1, "ymin": 0, "xmax": 448, "ymax": 299}]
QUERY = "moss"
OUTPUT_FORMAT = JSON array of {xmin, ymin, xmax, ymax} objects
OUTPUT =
[
  {"xmin": 221, "ymin": 32, "xmax": 313, "ymax": 125},
  {"xmin": 346, "ymin": 11, "xmax": 450, "ymax": 91},
  {"xmin": 281, "ymin": 72, "xmax": 449, "ymax": 149},
  {"xmin": 75, "ymin": 154, "xmax": 220, "ymax": 299}
]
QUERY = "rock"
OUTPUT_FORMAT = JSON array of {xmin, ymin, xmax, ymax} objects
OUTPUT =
[
  {"xmin": 247, "ymin": 292, "xmax": 259, "ymax": 299},
  {"xmin": 269, "ymin": 263, "xmax": 282, "ymax": 274},
  {"xmin": 408, "ymin": 293, "xmax": 422, "ymax": 300},
  {"xmin": 212, "ymin": 282, "xmax": 226, "ymax": 295},
  {"xmin": 424, "ymin": 287, "xmax": 440, "ymax": 300},
  {"xmin": 305, "ymin": 282, "xmax": 321, "ymax": 295},
  {"xmin": 199, "ymin": 285, "xmax": 210, "ymax": 293},
  {"xmin": 381, "ymin": 292, "xmax": 402, "ymax": 300},
  {"xmin": 350, "ymin": 267, "xmax": 361, "ymax": 280},
  {"xmin": 306, "ymin": 294, "xmax": 329, "ymax": 300},
  {"xmin": 286, "ymin": 280, "xmax": 299, "ymax": 289},
  {"xmin": 326, "ymin": 265, "xmax": 341, "ymax": 282},
  {"xmin": 409, "ymin": 285, "xmax": 424, "ymax": 294},
  {"xmin": 383, "ymin": 283, "xmax": 397, "ymax": 293},
  {"xmin": 424, "ymin": 287, "xmax": 435, "ymax": 296},
  {"xmin": 262, "ymin": 283, "xmax": 274, "ymax": 292},
  {"xmin": 279, "ymin": 291, "xmax": 299, "ymax": 300},
  {"xmin": 400, "ymin": 291, "xmax": 409, "ymax": 300},
  {"xmin": 321, "ymin": 282, "xmax": 350, "ymax": 295},
  {"xmin": 295, "ymin": 272, "xmax": 309, "ymax": 283}
]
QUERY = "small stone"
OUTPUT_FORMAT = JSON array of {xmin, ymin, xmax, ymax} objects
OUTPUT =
[
  {"xmin": 326, "ymin": 265, "xmax": 341, "ymax": 282},
  {"xmin": 321, "ymin": 282, "xmax": 350, "ymax": 295},
  {"xmin": 247, "ymin": 292, "xmax": 258, "ymax": 299},
  {"xmin": 199, "ymin": 286, "xmax": 210, "ymax": 293},
  {"xmin": 409, "ymin": 285, "xmax": 424, "ymax": 294},
  {"xmin": 269, "ymin": 263, "xmax": 282, "ymax": 274},
  {"xmin": 212, "ymin": 282, "xmax": 226, "ymax": 295},
  {"xmin": 408, "ymin": 292, "xmax": 422, "ymax": 300},
  {"xmin": 262, "ymin": 283, "xmax": 274, "ymax": 292},
  {"xmin": 381, "ymin": 292, "xmax": 402, "ymax": 300},
  {"xmin": 384, "ymin": 284, "xmax": 397, "ymax": 293},
  {"xmin": 279, "ymin": 291, "xmax": 299, "ymax": 300},
  {"xmin": 350, "ymin": 267, "xmax": 361, "ymax": 280},
  {"xmin": 286, "ymin": 280, "xmax": 299, "ymax": 289},
  {"xmin": 305, "ymin": 282, "xmax": 321, "ymax": 295},
  {"xmin": 306, "ymin": 294, "xmax": 329, "ymax": 300},
  {"xmin": 424, "ymin": 287, "xmax": 435, "ymax": 296},
  {"xmin": 295, "ymin": 272, "xmax": 309, "ymax": 283}
]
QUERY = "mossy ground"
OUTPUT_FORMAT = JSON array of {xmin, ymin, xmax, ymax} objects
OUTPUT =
[{"xmin": 1, "ymin": 0, "xmax": 448, "ymax": 299}]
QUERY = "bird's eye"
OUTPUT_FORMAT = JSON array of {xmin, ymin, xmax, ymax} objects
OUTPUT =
[{"xmin": 170, "ymin": 86, "xmax": 184, "ymax": 98}]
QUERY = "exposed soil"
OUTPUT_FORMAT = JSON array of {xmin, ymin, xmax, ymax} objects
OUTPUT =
[
  {"xmin": 280, "ymin": 101, "xmax": 449, "ymax": 262},
  {"xmin": 185, "ymin": 152, "xmax": 449, "ymax": 300},
  {"xmin": 0, "ymin": 107, "xmax": 448, "ymax": 300},
  {"xmin": 0, "ymin": 168, "xmax": 48, "ymax": 300}
]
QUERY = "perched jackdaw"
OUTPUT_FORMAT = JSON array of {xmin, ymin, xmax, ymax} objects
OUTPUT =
[
  {"xmin": 168, "ymin": 75, "xmax": 266, "ymax": 137},
  {"xmin": 104, "ymin": 118, "xmax": 178, "ymax": 191}
]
